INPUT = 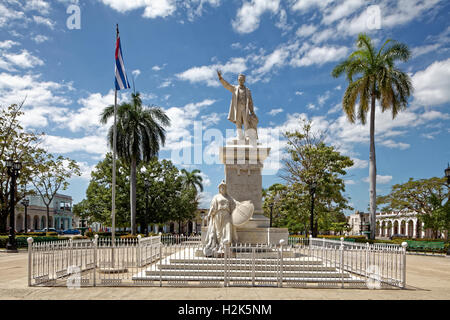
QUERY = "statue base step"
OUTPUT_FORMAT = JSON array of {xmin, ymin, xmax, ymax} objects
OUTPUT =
[{"xmin": 201, "ymin": 226, "xmax": 288, "ymax": 246}]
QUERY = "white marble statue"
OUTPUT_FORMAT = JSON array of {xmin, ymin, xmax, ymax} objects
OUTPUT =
[
  {"xmin": 217, "ymin": 70, "xmax": 258, "ymax": 141},
  {"xmin": 203, "ymin": 180, "xmax": 238, "ymax": 257}
]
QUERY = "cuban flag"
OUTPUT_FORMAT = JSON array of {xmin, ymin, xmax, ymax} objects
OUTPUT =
[{"xmin": 115, "ymin": 36, "xmax": 130, "ymax": 91}]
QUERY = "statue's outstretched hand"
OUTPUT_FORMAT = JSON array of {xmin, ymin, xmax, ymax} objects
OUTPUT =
[{"xmin": 216, "ymin": 69, "xmax": 222, "ymax": 80}]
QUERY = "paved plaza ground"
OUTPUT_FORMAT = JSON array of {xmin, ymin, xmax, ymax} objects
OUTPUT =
[{"xmin": 0, "ymin": 251, "xmax": 449, "ymax": 300}]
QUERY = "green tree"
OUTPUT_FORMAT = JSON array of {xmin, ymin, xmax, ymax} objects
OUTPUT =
[
  {"xmin": 79, "ymin": 155, "xmax": 198, "ymax": 234},
  {"xmin": 83, "ymin": 153, "xmax": 131, "ymax": 228},
  {"xmin": 100, "ymin": 92, "xmax": 170, "ymax": 235},
  {"xmin": 180, "ymin": 169, "xmax": 204, "ymax": 195},
  {"xmin": 377, "ymin": 177, "xmax": 449, "ymax": 238},
  {"xmin": 332, "ymin": 33, "xmax": 413, "ymax": 239},
  {"xmin": 0, "ymin": 102, "xmax": 46, "ymax": 232},
  {"xmin": 31, "ymin": 153, "xmax": 81, "ymax": 231},
  {"xmin": 281, "ymin": 120, "xmax": 354, "ymax": 236}
]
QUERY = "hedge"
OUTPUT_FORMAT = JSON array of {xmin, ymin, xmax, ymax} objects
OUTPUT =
[{"xmin": 0, "ymin": 236, "xmax": 61, "ymax": 248}]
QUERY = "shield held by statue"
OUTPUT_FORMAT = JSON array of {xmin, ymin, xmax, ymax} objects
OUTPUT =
[{"xmin": 231, "ymin": 200, "xmax": 254, "ymax": 226}]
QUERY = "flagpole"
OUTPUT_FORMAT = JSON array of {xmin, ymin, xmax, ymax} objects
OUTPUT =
[{"xmin": 111, "ymin": 24, "xmax": 119, "ymax": 259}]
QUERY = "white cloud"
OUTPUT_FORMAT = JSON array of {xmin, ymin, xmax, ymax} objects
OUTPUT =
[
  {"xmin": 162, "ymin": 99, "xmax": 217, "ymax": 152},
  {"xmin": 295, "ymin": 24, "xmax": 317, "ymax": 37},
  {"xmin": 295, "ymin": 91, "xmax": 304, "ymax": 96},
  {"xmin": 252, "ymin": 46, "xmax": 290, "ymax": 79},
  {"xmin": 327, "ymin": 103, "xmax": 341, "ymax": 115},
  {"xmin": 142, "ymin": 0, "xmax": 176, "ymax": 18},
  {"xmin": 25, "ymin": 0, "xmax": 51, "ymax": 15},
  {"xmin": 317, "ymin": 91, "xmax": 330, "ymax": 106},
  {"xmin": 350, "ymin": 158, "xmax": 368, "ymax": 170},
  {"xmin": 1, "ymin": 50, "xmax": 44, "ymax": 70},
  {"xmin": 33, "ymin": 15, "xmax": 55, "ymax": 29},
  {"xmin": 268, "ymin": 108, "xmax": 283, "ymax": 116},
  {"xmin": 0, "ymin": 73, "xmax": 72, "ymax": 128},
  {"xmin": 232, "ymin": 0, "xmax": 280, "ymax": 34},
  {"xmin": 291, "ymin": 0, "xmax": 333, "ymax": 12},
  {"xmin": 183, "ymin": 0, "xmax": 222, "ymax": 22},
  {"xmin": 158, "ymin": 79, "xmax": 172, "ymax": 88},
  {"xmin": 100, "ymin": 0, "xmax": 219, "ymax": 20},
  {"xmin": 363, "ymin": 175, "xmax": 393, "ymax": 184},
  {"xmin": 176, "ymin": 57, "xmax": 247, "ymax": 87},
  {"xmin": 43, "ymin": 135, "xmax": 108, "ymax": 156},
  {"xmin": 0, "ymin": 40, "xmax": 19, "ymax": 49},
  {"xmin": 322, "ymin": 0, "xmax": 364, "ymax": 25},
  {"xmin": 132, "ymin": 69, "xmax": 141, "ymax": 78},
  {"xmin": 0, "ymin": 3, "xmax": 26, "ymax": 28},
  {"xmin": 412, "ymin": 58, "xmax": 450, "ymax": 107},
  {"xmin": 32, "ymin": 34, "xmax": 49, "ymax": 43},
  {"xmin": 291, "ymin": 45, "xmax": 348, "ymax": 67}
]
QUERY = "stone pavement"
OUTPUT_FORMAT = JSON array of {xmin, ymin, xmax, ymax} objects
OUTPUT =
[{"xmin": 0, "ymin": 251, "xmax": 449, "ymax": 300}]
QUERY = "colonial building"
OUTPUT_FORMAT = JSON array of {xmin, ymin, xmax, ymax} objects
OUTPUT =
[
  {"xmin": 347, "ymin": 210, "xmax": 445, "ymax": 239},
  {"xmin": 10, "ymin": 193, "xmax": 74, "ymax": 232}
]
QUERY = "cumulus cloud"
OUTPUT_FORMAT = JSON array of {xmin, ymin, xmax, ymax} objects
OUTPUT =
[
  {"xmin": 176, "ymin": 57, "xmax": 247, "ymax": 87},
  {"xmin": 291, "ymin": 45, "xmax": 348, "ymax": 67},
  {"xmin": 412, "ymin": 58, "xmax": 450, "ymax": 107},
  {"xmin": 232, "ymin": 0, "xmax": 280, "ymax": 34},
  {"xmin": 1, "ymin": 50, "xmax": 44, "ymax": 70}
]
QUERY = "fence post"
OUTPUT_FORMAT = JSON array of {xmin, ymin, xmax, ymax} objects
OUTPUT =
[
  {"xmin": 27, "ymin": 237, "xmax": 34, "ymax": 287},
  {"xmin": 279, "ymin": 239, "xmax": 285, "ymax": 288},
  {"xmin": 69, "ymin": 238, "xmax": 73, "ymax": 271},
  {"xmin": 251, "ymin": 246, "xmax": 256, "ymax": 286},
  {"xmin": 224, "ymin": 240, "xmax": 229, "ymax": 287},
  {"xmin": 159, "ymin": 239, "xmax": 163, "ymax": 287},
  {"xmin": 93, "ymin": 235, "xmax": 98, "ymax": 287},
  {"xmin": 401, "ymin": 242, "xmax": 408, "ymax": 289},
  {"xmin": 365, "ymin": 242, "xmax": 369, "ymax": 283},
  {"xmin": 340, "ymin": 237, "xmax": 344, "ymax": 288},
  {"xmin": 137, "ymin": 235, "xmax": 142, "ymax": 268}
]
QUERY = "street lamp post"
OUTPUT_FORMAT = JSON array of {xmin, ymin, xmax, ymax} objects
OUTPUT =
[
  {"xmin": 445, "ymin": 163, "xmax": 450, "ymax": 185},
  {"xmin": 309, "ymin": 181, "xmax": 317, "ymax": 238},
  {"xmin": 21, "ymin": 198, "xmax": 29, "ymax": 233},
  {"xmin": 269, "ymin": 193, "xmax": 281, "ymax": 228},
  {"xmin": 6, "ymin": 159, "xmax": 22, "ymax": 253}
]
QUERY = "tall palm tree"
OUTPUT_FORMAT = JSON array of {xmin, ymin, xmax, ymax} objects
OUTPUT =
[
  {"xmin": 331, "ymin": 33, "xmax": 413, "ymax": 239},
  {"xmin": 100, "ymin": 92, "xmax": 170, "ymax": 235},
  {"xmin": 180, "ymin": 169, "xmax": 204, "ymax": 195}
]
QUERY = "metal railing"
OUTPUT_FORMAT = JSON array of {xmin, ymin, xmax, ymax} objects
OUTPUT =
[{"xmin": 27, "ymin": 235, "xmax": 407, "ymax": 289}]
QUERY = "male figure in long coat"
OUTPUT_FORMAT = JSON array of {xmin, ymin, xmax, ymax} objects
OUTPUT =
[{"xmin": 217, "ymin": 70, "xmax": 258, "ymax": 140}]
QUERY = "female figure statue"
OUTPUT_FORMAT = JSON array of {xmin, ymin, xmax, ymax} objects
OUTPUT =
[{"xmin": 203, "ymin": 180, "xmax": 238, "ymax": 256}]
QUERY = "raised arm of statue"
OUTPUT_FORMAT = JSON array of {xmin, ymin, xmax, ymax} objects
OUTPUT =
[{"xmin": 217, "ymin": 70, "xmax": 234, "ymax": 93}]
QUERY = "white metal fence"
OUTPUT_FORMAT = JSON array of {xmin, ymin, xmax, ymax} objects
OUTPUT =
[{"xmin": 27, "ymin": 235, "xmax": 407, "ymax": 289}]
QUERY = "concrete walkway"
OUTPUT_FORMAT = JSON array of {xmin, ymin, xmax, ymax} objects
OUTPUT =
[{"xmin": 0, "ymin": 252, "xmax": 449, "ymax": 300}]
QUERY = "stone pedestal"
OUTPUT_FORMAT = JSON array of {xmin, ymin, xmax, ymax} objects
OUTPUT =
[{"xmin": 217, "ymin": 138, "xmax": 288, "ymax": 245}]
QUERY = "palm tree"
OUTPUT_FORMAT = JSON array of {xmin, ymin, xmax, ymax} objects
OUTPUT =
[
  {"xmin": 331, "ymin": 33, "xmax": 413, "ymax": 239},
  {"xmin": 100, "ymin": 92, "xmax": 170, "ymax": 235},
  {"xmin": 180, "ymin": 169, "xmax": 204, "ymax": 195}
]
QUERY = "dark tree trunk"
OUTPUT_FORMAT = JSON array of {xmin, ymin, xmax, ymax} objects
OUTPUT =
[
  {"xmin": 130, "ymin": 157, "xmax": 137, "ymax": 235},
  {"xmin": 46, "ymin": 205, "xmax": 50, "ymax": 231},
  {"xmin": 0, "ymin": 210, "xmax": 7, "ymax": 233}
]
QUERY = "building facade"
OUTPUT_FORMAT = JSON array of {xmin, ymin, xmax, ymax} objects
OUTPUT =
[
  {"xmin": 10, "ymin": 193, "xmax": 74, "ymax": 232},
  {"xmin": 347, "ymin": 211, "xmax": 444, "ymax": 239}
]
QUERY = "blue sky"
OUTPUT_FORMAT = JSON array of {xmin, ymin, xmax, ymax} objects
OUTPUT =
[{"xmin": 0, "ymin": 0, "xmax": 449, "ymax": 213}]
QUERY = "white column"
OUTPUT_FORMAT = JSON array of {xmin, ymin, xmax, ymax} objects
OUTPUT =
[{"xmin": 412, "ymin": 219, "xmax": 417, "ymax": 238}]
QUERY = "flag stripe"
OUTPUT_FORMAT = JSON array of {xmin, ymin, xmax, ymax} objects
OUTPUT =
[{"xmin": 115, "ymin": 36, "xmax": 130, "ymax": 91}]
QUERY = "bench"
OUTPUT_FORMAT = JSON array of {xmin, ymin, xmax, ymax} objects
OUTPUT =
[{"xmin": 406, "ymin": 240, "xmax": 445, "ymax": 253}]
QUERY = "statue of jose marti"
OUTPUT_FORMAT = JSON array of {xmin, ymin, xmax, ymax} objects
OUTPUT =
[{"xmin": 217, "ymin": 70, "xmax": 258, "ymax": 141}]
